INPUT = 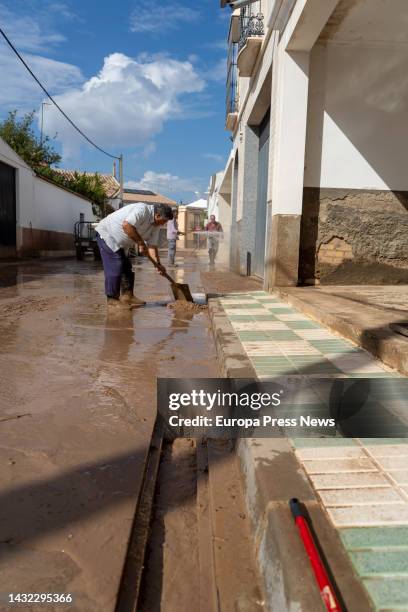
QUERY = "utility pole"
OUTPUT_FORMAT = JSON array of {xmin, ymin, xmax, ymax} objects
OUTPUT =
[
  {"xmin": 40, "ymin": 101, "xmax": 51, "ymax": 145},
  {"xmin": 119, "ymin": 154, "xmax": 124, "ymax": 208}
]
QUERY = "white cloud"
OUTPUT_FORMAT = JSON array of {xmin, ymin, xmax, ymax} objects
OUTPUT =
[
  {"xmin": 44, "ymin": 52, "xmax": 205, "ymax": 159},
  {"xmin": 203, "ymin": 58, "xmax": 226, "ymax": 83},
  {"xmin": 0, "ymin": 43, "xmax": 83, "ymax": 110},
  {"xmin": 142, "ymin": 142, "xmax": 157, "ymax": 159},
  {"xmin": 205, "ymin": 40, "xmax": 228, "ymax": 51},
  {"xmin": 48, "ymin": 3, "xmax": 78, "ymax": 20},
  {"xmin": 126, "ymin": 171, "xmax": 202, "ymax": 195},
  {"xmin": 0, "ymin": 3, "xmax": 81, "ymax": 111},
  {"xmin": 0, "ymin": 3, "xmax": 65, "ymax": 52},
  {"xmin": 203, "ymin": 153, "xmax": 225, "ymax": 164},
  {"xmin": 130, "ymin": 1, "xmax": 200, "ymax": 33},
  {"xmin": 0, "ymin": 5, "xmax": 207, "ymax": 162}
]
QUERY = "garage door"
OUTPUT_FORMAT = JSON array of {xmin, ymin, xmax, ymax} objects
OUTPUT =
[
  {"xmin": 0, "ymin": 161, "xmax": 16, "ymax": 247},
  {"xmin": 254, "ymin": 111, "xmax": 270, "ymax": 278}
]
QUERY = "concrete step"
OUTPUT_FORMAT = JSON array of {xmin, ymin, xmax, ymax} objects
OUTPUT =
[{"xmin": 274, "ymin": 286, "xmax": 408, "ymax": 376}]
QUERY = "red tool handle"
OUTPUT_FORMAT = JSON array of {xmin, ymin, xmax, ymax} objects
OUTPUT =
[{"xmin": 290, "ymin": 499, "xmax": 342, "ymax": 612}]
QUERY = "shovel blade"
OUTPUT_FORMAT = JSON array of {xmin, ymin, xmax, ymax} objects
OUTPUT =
[{"xmin": 171, "ymin": 283, "xmax": 194, "ymax": 302}]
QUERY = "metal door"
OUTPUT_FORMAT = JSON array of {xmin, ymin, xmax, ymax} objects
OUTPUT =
[
  {"xmin": 254, "ymin": 112, "xmax": 270, "ymax": 278},
  {"xmin": 0, "ymin": 161, "xmax": 16, "ymax": 247}
]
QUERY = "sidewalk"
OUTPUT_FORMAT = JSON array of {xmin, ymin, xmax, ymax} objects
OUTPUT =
[
  {"xmin": 274, "ymin": 285, "xmax": 408, "ymax": 377},
  {"xmin": 205, "ymin": 285, "xmax": 408, "ymax": 612}
]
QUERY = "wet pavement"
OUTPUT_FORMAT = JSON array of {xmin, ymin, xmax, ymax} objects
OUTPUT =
[{"xmin": 0, "ymin": 254, "xmax": 217, "ymax": 611}]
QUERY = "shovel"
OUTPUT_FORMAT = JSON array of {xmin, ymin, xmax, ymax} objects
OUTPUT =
[{"xmin": 145, "ymin": 251, "xmax": 194, "ymax": 302}]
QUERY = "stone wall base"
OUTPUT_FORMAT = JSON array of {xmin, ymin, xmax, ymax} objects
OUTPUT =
[
  {"xmin": 300, "ymin": 188, "xmax": 408, "ymax": 284},
  {"xmin": 0, "ymin": 246, "xmax": 17, "ymax": 259},
  {"xmin": 17, "ymin": 227, "xmax": 74, "ymax": 258},
  {"xmin": 265, "ymin": 214, "xmax": 301, "ymax": 288}
]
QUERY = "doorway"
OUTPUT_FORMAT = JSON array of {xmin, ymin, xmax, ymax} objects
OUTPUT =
[{"xmin": 0, "ymin": 161, "xmax": 16, "ymax": 251}]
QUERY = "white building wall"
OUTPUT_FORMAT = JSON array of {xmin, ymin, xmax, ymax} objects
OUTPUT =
[
  {"xmin": 224, "ymin": 0, "xmax": 408, "ymax": 286},
  {"xmin": 0, "ymin": 137, "xmax": 95, "ymax": 256},
  {"xmin": 305, "ymin": 42, "xmax": 408, "ymax": 191},
  {"xmin": 30, "ymin": 178, "xmax": 95, "ymax": 232},
  {"xmin": 207, "ymin": 172, "xmax": 224, "ymax": 219}
]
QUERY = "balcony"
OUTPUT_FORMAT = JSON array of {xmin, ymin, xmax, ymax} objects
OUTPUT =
[
  {"xmin": 228, "ymin": 8, "xmax": 241, "ymax": 43},
  {"xmin": 226, "ymin": 42, "xmax": 238, "ymax": 131},
  {"xmin": 237, "ymin": 3, "xmax": 265, "ymax": 77}
]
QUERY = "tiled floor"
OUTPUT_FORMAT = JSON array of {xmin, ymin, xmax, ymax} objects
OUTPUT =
[{"xmin": 219, "ymin": 291, "xmax": 408, "ymax": 611}]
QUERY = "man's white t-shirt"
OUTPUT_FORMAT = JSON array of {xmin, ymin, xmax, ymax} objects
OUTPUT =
[{"xmin": 95, "ymin": 203, "xmax": 160, "ymax": 252}]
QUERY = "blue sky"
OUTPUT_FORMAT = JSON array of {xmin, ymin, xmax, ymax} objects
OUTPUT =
[{"xmin": 0, "ymin": 0, "xmax": 232, "ymax": 202}]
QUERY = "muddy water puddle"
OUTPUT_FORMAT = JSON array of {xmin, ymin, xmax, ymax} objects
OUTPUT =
[{"xmin": 0, "ymin": 256, "xmax": 218, "ymax": 610}]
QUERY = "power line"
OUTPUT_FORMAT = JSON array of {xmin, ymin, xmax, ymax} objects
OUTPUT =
[{"xmin": 0, "ymin": 26, "xmax": 121, "ymax": 160}]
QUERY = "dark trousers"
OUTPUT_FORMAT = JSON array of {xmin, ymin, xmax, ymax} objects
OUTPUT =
[{"xmin": 96, "ymin": 234, "xmax": 134, "ymax": 299}]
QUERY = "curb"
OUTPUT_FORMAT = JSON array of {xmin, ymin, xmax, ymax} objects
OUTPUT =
[
  {"xmin": 274, "ymin": 286, "xmax": 408, "ymax": 377},
  {"xmin": 208, "ymin": 299, "xmax": 257, "ymax": 378},
  {"xmin": 207, "ymin": 297, "xmax": 373, "ymax": 612}
]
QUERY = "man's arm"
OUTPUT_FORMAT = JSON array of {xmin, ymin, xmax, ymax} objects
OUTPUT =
[
  {"xmin": 122, "ymin": 221, "xmax": 166, "ymax": 274},
  {"xmin": 122, "ymin": 221, "xmax": 145, "ymax": 244},
  {"xmin": 148, "ymin": 245, "xmax": 160, "ymax": 264}
]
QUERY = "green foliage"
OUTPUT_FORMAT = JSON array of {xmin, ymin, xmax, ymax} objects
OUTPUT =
[
  {"xmin": 0, "ymin": 110, "xmax": 61, "ymax": 169},
  {"xmin": 0, "ymin": 110, "xmax": 112, "ymax": 219}
]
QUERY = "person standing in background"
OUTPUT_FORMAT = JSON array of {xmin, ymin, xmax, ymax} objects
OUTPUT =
[
  {"xmin": 205, "ymin": 215, "xmax": 223, "ymax": 265},
  {"xmin": 166, "ymin": 209, "xmax": 184, "ymax": 267}
]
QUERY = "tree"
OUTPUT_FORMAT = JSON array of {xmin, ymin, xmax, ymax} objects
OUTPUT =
[{"xmin": 0, "ymin": 110, "xmax": 61, "ymax": 169}]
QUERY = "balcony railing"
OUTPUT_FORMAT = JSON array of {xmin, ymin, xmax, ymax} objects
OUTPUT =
[
  {"xmin": 238, "ymin": 3, "xmax": 265, "ymax": 52},
  {"xmin": 225, "ymin": 42, "xmax": 238, "ymax": 129}
]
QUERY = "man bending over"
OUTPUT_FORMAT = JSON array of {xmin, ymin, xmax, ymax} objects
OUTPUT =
[{"xmin": 95, "ymin": 203, "xmax": 173, "ymax": 309}]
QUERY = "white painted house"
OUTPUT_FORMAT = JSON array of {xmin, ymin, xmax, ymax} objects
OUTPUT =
[
  {"xmin": 0, "ymin": 137, "xmax": 96, "ymax": 258},
  {"xmin": 207, "ymin": 172, "xmax": 224, "ymax": 219},
  {"xmin": 186, "ymin": 198, "xmax": 208, "ymax": 212},
  {"xmin": 219, "ymin": 0, "xmax": 408, "ymax": 286}
]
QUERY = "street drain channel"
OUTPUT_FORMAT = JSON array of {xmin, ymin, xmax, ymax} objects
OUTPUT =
[{"xmin": 116, "ymin": 428, "xmax": 265, "ymax": 612}]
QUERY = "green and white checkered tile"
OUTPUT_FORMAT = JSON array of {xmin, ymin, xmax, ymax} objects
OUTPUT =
[
  {"xmin": 219, "ymin": 291, "xmax": 408, "ymax": 611},
  {"xmin": 220, "ymin": 292, "xmax": 397, "ymax": 378}
]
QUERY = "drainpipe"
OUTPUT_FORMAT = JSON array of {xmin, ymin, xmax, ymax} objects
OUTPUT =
[{"xmin": 119, "ymin": 154, "xmax": 124, "ymax": 208}]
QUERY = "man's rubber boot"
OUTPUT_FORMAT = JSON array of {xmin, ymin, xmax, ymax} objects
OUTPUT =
[
  {"xmin": 120, "ymin": 291, "xmax": 146, "ymax": 307},
  {"xmin": 107, "ymin": 297, "xmax": 132, "ymax": 310}
]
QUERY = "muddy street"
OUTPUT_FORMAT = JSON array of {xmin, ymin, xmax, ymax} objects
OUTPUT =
[{"xmin": 0, "ymin": 253, "xmax": 221, "ymax": 611}]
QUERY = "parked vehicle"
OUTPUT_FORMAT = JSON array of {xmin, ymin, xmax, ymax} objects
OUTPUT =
[{"xmin": 74, "ymin": 221, "xmax": 100, "ymax": 260}]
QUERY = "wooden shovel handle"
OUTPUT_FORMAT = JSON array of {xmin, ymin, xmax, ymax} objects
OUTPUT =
[{"xmin": 145, "ymin": 250, "xmax": 177, "ymax": 285}]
